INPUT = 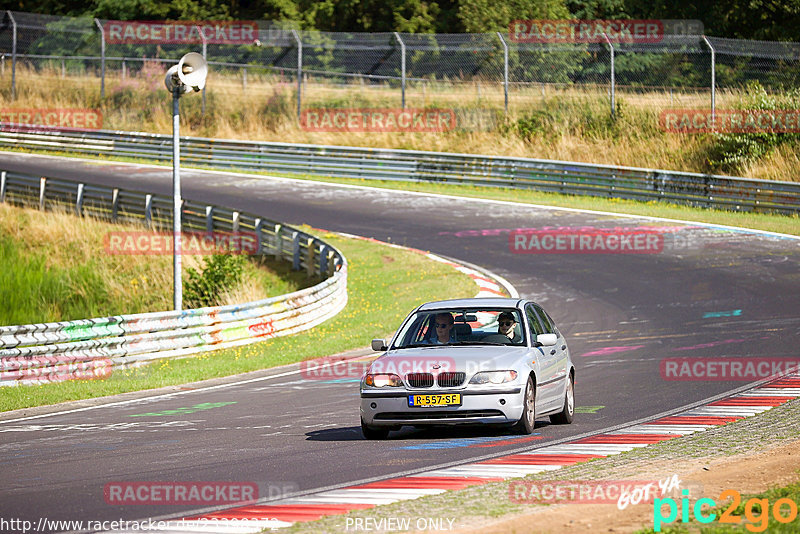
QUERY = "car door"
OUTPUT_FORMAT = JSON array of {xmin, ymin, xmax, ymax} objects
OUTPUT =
[
  {"xmin": 526, "ymin": 304, "xmax": 561, "ymax": 411},
  {"xmin": 533, "ymin": 303, "xmax": 570, "ymax": 411}
]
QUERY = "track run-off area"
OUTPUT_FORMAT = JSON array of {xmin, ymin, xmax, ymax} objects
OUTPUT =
[{"xmin": 0, "ymin": 151, "xmax": 798, "ymax": 533}]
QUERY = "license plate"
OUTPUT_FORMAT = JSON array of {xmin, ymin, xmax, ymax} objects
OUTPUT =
[{"xmin": 408, "ymin": 393, "xmax": 462, "ymax": 407}]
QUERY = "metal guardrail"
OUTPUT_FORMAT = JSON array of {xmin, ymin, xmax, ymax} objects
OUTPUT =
[
  {"xmin": 0, "ymin": 125, "xmax": 798, "ymax": 214},
  {"xmin": 0, "ymin": 169, "xmax": 348, "ymax": 385}
]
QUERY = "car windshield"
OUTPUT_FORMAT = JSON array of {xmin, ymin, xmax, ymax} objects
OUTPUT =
[{"xmin": 392, "ymin": 308, "xmax": 526, "ymax": 348}]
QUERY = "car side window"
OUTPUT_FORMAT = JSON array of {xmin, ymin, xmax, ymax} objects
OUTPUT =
[
  {"xmin": 526, "ymin": 306, "xmax": 544, "ymax": 336},
  {"xmin": 533, "ymin": 304, "xmax": 559, "ymax": 337}
]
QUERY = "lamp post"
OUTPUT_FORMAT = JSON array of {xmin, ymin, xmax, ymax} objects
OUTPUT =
[{"xmin": 164, "ymin": 53, "xmax": 208, "ymax": 311}]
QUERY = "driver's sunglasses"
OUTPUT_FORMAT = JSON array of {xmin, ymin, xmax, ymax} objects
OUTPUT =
[
  {"xmin": 499, "ymin": 321, "xmax": 515, "ymax": 327},
  {"xmin": 435, "ymin": 323, "xmax": 452, "ymax": 328}
]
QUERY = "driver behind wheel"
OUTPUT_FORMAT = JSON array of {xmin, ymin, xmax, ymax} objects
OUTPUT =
[{"xmin": 498, "ymin": 311, "xmax": 521, "ymax": 342}]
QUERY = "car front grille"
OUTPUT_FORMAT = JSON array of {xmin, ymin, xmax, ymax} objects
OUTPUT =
[
  {"xmin": 437, "ymin": 372, "xmax": 466, "ymax": 387},
  {"xmin": 406, "ymin": 373, "xmax": 434, "ymax": 388},
  {"xmin": 374, "ymin": 410, "xmax": 506, "ymax": 420}
]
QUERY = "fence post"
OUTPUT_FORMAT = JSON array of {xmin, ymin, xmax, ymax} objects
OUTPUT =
[
  {"xmin": 496, "ymin": 32, "xmax": 509, "ymax": 115},
  {"xmin": 394, "ymin": 32, "xmax": 406, "ymax": 109},
  {"xmin": 6, "ymin": 11, "xmax": 16, "ymax": 101},
  {"xmin": 197, "ymin": 25, "xmax": 207, "ymax": 116},
  {"xmin": 205, "ymin": 205, "xmax": 214, "ymax": 232},
  {"xmin": 702, "ymin": 35, "xmax": 716, "ymax": 131},
  {"xmin": 0, "ymin": 171, "xmax": 6, "ymax": 202},
  {"xmin": 291, "ymin": 30, "xmax": 302, "ymax": 121},
  {"xmin": 603, "ymin": 33, "xmax": 615, "ymax": 119},
  {"xmin": 94, "ymin": 19, "xmax": 106, "ymax": 99}
]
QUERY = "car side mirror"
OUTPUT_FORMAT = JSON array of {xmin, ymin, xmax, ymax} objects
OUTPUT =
[
  {"xmin": 535, "ymin": 333, "xmax": 558, "ymax": 347},
  {"xmin": 371, "ymin": 338, "xmax": 388, "ymax": 351}
]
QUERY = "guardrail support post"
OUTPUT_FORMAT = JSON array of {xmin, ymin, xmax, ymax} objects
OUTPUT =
[
  {"xmin": 111, "ymin": 188, "xmax": 119, "ymax": 220},
  {"xmin": 94, "ymin": 19, "xmax": 106, "ymax": 99},
  {"xmin": 273, "ymin": 223, "xmax": 283, "ymax": 258},
  {"xmin": 394, "ymin": 32, "xmax": 406, "ymax": 109},
  {"xmin": 292, "ymin": 231, "xmax": 300, "ymax": 270},
  {"xmin": 319, "ymin": 244, "xmax": 329, "ymax": 276},
  {"xmin": 496, "ymin": 32, "xmax": 509, "ymax": 115},
  {"xmin": 291, "ymin": 30, "xmax": 302, "ymax": 121},
  {"xmin": 6, "ymin": 11, "xmax": 17, "ymax": 101},
  {"xmin": 76, "ymin": 183, "xmax": 84, "ymax": 216},
  {"xmin": 232, "ymin": 211, "xmax": 240, "ymax": 233},
  {"xmin": 306, "ymin": 238, "xmax": 315, "ymax": 276},
  {"xmin": 205, "ymin": 205, "xmax": 214, "ymax": 232},
  {"xmin": 702, "ymin": 35, "xmax": 715, "ymax": 131},
  {"xmin": 254, "ymin": 218, "xmax": 264, "ymax": 254},
  {"xmin": 0, "ymin": 171, "xmax": 6, "ymax": 203},
  {"xmin": 144, "ymin": 194, "xmax": 153, "ymax": 227},
  {"xmin": 39, "ymin": 177, "xmax": 46, "ymax": 210},
  {"xmin": 602, "ymin": 33, "xmax": 615, "ymax": 119}
]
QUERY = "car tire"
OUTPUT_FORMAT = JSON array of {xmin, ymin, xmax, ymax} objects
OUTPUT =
[
  {"xmin": 549, "ymin": 374, "xmax": 574, "ymax": 425},
  {"xmin": 512, "ymin": 375, "xmax": 536, "ymax": 434},
  {"xmin": 361, "ymin": 419, "xmax": 390, "ymax": 440}
]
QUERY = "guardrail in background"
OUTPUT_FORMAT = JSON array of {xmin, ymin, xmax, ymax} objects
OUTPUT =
[
  {"xmin": 0, "ymin": 170, "xmax": 348, "ymax": 386},
  {"xmin": 1, "ymin": 125, "xmax": 798, "ymax": 214}
]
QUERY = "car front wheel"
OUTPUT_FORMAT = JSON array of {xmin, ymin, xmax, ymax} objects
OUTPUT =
[
  {"xmin": 550, "ymin": 374, "xmax": 574, "ymax": 425},
  {"xmin": 361, "ymin": 418, "xmax": 390, "ymax": 440},
  {"xmin": 512, "ymin": 375, "xmax": 536, "ymax": 434}
]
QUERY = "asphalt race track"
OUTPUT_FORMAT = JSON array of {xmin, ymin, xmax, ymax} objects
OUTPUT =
[{"xmin": 1, "ymin": 152, "xmax": 798, "ymax": 531}]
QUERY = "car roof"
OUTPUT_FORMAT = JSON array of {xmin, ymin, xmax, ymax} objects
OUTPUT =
[{"xmin": 417, "ymin": 297, "xmax": 524, "ymax": 310}]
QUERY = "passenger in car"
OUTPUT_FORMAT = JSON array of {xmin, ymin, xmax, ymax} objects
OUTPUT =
[{"xmin": 498, "ymin": 311, "xmax": 522, "ymax": 342}]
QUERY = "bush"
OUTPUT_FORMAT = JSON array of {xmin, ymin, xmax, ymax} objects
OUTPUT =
[
  {"xmin": 183, "ymin": 254, "xmax": 246, "ymax": 309},
  {"xmin": 707, "ymin": 81, "xmax": 800, "ymax": 172}
]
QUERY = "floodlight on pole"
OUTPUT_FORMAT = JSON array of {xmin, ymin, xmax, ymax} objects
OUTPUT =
[{"xmin": 164, "ymin": 52, "xmax": 208, "ymax": 311}]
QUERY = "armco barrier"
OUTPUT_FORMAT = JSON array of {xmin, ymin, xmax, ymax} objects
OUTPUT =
[
  {"xmin": 0, "ymin": 170, "xmax": 347, "ymax": 385},
  {"xmin": 0, "ymin": 125, "xmax": 798, "ymax": 214}
]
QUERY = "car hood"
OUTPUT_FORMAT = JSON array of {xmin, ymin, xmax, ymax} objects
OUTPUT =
[{"xmin": 370, "ymin": 345, "xmax": 530, "ymax": 376}]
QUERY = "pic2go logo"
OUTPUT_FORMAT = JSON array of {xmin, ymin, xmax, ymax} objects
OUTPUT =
[{"xmin": 654, "ymin": 489, "xmax": 799, "ymax": 532}]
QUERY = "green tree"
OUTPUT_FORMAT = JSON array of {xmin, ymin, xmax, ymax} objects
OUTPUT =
[{"xmin": 457, "ymin": 0, "xmax": 570, "ymax": 33}]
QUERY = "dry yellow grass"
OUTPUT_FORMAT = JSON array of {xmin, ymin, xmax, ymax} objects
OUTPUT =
[{"xmin": 1, "ymin": 64, "xmax": 797, "ymax": 181}]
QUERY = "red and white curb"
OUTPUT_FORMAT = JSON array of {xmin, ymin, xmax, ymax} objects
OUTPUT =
[{"xmin": 114, "ymin": 373, "xmax": 800, "ymax": 533}]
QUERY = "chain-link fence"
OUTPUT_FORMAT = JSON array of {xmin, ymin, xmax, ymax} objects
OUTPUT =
[{"xmin": 2, "ymin": 10, "xmax": 799, "ymax": 121}]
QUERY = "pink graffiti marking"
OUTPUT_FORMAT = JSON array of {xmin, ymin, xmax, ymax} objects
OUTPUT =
[{"xmin": 581, "ymin": 345, "xmax": 645, "ymax": 357}]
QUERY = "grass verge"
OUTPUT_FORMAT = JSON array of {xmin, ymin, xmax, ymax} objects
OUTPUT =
[
  {"xmin": 277, "ymin": 396, "xmax": 800, "ymax": 533},
  {"xmin": 0, "ymin": 230, "xmax": 478, "ymax": 412},
  {"xmin": 0, "ymin": 203, "xmax": 310, "ymax": 324}
]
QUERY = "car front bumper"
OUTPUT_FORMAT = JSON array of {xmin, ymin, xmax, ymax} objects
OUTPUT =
[{"xmin": 360, "ymin": 387, "xmax": 524, "ymax": 426}]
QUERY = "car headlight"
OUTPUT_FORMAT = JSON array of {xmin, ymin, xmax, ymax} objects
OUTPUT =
[
  {"xmin": 365, "ymin": 373, "xmax": 403, "ymax": 387},
  {"xmin": 469, "ymin": 370, "xmax": 518, "ymax": 385}
]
